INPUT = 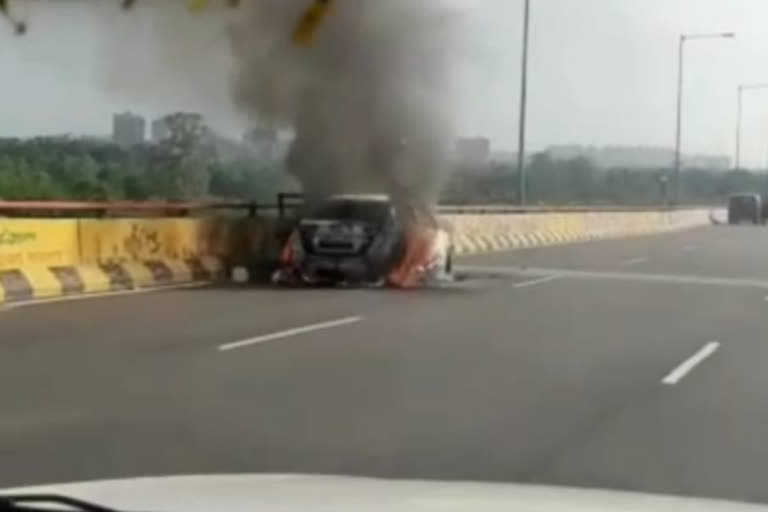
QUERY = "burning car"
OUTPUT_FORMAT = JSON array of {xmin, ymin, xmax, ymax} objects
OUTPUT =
[{"xmin": 273, "ymin": 194, "xmax": 453, "ymax": 288}]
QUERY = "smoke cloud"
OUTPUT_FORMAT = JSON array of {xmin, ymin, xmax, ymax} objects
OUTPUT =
[
  {"xmin": 230, "ymin": 0, "xmax": 462, "ymax": 205},
  {"xmin": 98, "ymin": 0, "xmax": 464, "ymax": 206}
]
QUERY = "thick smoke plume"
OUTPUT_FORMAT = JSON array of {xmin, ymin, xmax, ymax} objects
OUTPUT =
[
  {"xmin": 229, "ymin": 0, "xmax": 461, "ymax": 206},
  {"xmin": 98, "ymin": 0, "xmax": 463, "ymax": 207}
]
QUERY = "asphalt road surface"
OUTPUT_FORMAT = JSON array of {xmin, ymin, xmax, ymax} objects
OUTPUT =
[{"xmin": 2, "ymin": 225, "xmax": 768, "ymax": 505}]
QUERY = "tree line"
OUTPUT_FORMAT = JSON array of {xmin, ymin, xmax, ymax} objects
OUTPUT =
[
  {"xmin": 0, "ymin": 114, "xmax": 289, "ymax": 204},
  {"xmin": 0, "ymin": 131, "xmax": 761, "ymax": 206},
  {"xmin": 443, "ymin": 153, "xmax": 765, "ymax": 205}
]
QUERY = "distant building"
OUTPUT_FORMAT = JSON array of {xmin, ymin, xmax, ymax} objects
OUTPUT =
[
  {"xmin": 167, "ymin": 113, "xmax": 206, "ymax": 140},
  {"xmin": 112, "ymin": 112, "xmax": 145, "ymax": 147},
  {"xmin": 545, "ymin": 145, "xmax": 730, "ymax": 171},
  {"xmin": 455, "ymin": 136, "xmax": 491, "ymax": 169},
  {"xmin": 151, "ymin": 112, "xmax": 208, "ymax": 143},
  {"xmin": 150, "ymin": 117, "xmax": 171, "ymax": 142}
]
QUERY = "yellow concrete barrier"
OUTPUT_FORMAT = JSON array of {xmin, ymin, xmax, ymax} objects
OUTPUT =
[
  {"xmin": 0, "ymin": 219, "xmax": 79, "ymax": 270},
  {"xmin": 447, "ymin": 209, "xmax": 715, "ymax": 255},
  {"xmin": 0, "ymin": 209, "xmax": 717, "ymax": 304},
  {"xmin": 0, "ymin": 217, "xmax": 273, "ymax": 304},
  {"xmin": 78, "ymin": 218, "xmax": 235, "ymax": 264}
]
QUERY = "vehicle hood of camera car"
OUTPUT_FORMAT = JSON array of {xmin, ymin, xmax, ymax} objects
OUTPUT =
[{"xmin": 3, "ymin": 474, "xmax": 766, "ymax": 512}]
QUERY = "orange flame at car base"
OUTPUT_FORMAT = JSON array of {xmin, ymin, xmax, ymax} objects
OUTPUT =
[{"xmin": 387, "ymin": 228, "xmax": 440, "ymax": 288}]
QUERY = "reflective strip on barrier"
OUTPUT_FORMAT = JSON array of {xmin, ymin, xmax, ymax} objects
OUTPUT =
[
  {"xmin": 22, "ymin": 266, "xmax": 63, "ymax": 299},
  {"xmin": 119, "ymin": 261, "xmax": 157, "ymax": 288},
  {"xmin": 77, "ymin": 265, "xmax": 113, "ymax": 294}
]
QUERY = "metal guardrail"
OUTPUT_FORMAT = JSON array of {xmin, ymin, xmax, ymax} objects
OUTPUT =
[
  {"xmin": 0, "ymin": 200, "xmax": 262, "ymax": 217},
  {"xmin": 437, "ymin": 204, "xmax": 718, "ymax": 214},
  {"xmin": 0, "ymin": 199, "xmax": 717, "ymax": 218}
]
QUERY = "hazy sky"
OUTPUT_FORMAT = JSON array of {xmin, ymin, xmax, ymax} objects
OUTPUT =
[{"xmin": 3, "ymin": 1, "xmax": 768, "ymax": 167}]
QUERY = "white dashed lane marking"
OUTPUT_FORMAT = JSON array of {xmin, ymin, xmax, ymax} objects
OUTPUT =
[
  {"xmin": 662, "ymin": 341, "xmax": 720, "ymax": 386},
  {"xmin": 218, "ymin": 316, "xmax": 364, "ymax": 352},
  {"xmin": 513, "ymin": 275, "xmax": 562, "ymax": 289}
]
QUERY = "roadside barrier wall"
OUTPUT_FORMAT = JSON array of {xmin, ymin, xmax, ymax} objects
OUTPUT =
[
  {"xmin": 0, "ymin": 209, "xmax": 715, "ymax": 303},
  {"xmin": 0, "ymin": 217, "xmax": 277, "ymax": 303},
  {"xmin": 446, "ymin": 209, "xmax": 715, "ymax": 255}
]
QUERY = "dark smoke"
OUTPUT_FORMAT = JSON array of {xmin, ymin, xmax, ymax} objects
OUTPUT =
[
  {"xmin": 230, "ymin": 0, "xmax": 462, "ymax": 205},
  {"xmin": 97, "ymin": 0, "xmax": 463, "ymax": 207}
]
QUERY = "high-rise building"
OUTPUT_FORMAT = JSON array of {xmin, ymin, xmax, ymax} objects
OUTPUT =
[
  {"xmin": 151, "ymin": 117, "xmax": 171, "ymax": 142},
  {"xmin": 112, "ymin": 112, "xmax": 146, "ymax": 147}
]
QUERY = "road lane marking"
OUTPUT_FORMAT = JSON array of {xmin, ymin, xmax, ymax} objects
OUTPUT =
[
  {"xmin": 0, "ymin": 282, "xmax": 209, "ymax": 311},
  {"xmin": 623, "ymin": 257, "xmax": 648, "ymax": 266},
  {"xmin": 662, "ymin": 341, "xmax": 720, "ymax": 386},
  {"xmin": 459, "ymin": 266, "xmax": 768, "ymax": 290},
  {"xmin": 218, "ymin": 316, "xmax": 364, "ymax": 352},
  {"xmin": 513, "ymin": 275, "xmax": 561, "ymax": 288},
  {"xmin": 682, "ymin": 245, "xmax": 698, "ymax": 252}
]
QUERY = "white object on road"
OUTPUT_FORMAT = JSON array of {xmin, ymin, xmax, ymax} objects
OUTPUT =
[
  {"xmin": 231, "ymin": 266, "xmax": 250, "ymax": 283},
  {"xmin": 622, "ymin": 257, "xmax": 648, "ymax": 266},
  {"xmin": 218, "ymin": 316, "xmax": 364, "ymax": 351},
  {"xmin": 513, "ymin": 275, "xmax": 561, "ymax": 289},
  {"xmin": 662, "ymin": 341, "xmax": 720, "ymax": 386}
]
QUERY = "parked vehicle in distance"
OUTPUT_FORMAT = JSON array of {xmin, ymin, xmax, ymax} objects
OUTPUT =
[{"xmin": 727, "ymin": 193, "xmax": 763, "ymax": 225}]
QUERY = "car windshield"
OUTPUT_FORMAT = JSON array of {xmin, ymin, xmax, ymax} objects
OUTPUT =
[
  {"xmin": 310, "ymin": 200, "xmax": 391, "ymax": 224},
  {"xmin": 5, "ymin": 1, "xmax": 768, "ymax": 511},
  {"xmin": 730, "ymin": 195, "xmax": 757, "ymax": 207}
]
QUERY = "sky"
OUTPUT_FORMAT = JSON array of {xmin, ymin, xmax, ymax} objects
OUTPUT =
[{"xmin": 3, "ymin": 1, "xmax": 768, "ymax": 167}]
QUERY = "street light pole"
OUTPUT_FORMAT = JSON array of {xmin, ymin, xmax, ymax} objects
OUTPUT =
[
  {"xmin": 672, "ymin": 32, "xmax": 734, "ymax": 206},
  {"xmin": 734, "ymin": 83, "xmax": 768, "ymax": 171},
  {"xmin": 516, "ymin": 0, "xmax": 530, "ymax": 206},
  {"xmin": 736, "ymin": 85, "xmax": 743, "ymax": 170},
  {"xmin": 673, "ymin": 35, "xmax": 685, "ymax": 206}
]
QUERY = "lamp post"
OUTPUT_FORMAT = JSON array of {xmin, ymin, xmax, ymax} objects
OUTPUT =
[
  {"xmin": 516, "ymin": 0, "xmax": 530, "ymax": 205},
  {"xmin": 735, "ymin": 83, "xmax": 768, "ymax": 170},
  {"xmin": 673, "ymin": 32, "xmax": 735, "ymax": 205}
]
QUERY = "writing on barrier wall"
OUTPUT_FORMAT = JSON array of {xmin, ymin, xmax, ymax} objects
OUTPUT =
[
  {"xmin": 78, "ymin": 218, "xmax": 252, "ymax": 265},
  {"xmin": 0, "ymin": 220, "xmax": 80, "ymax": 270}
]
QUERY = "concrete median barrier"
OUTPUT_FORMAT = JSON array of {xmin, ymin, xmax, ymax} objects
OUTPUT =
[
  {"xmin": 0, "ymin": 217, "xmax": 273, "ymax": 304},
  {"xmin": 0, "ymin": 208, "xmax": 718, "ymax": 304},
  {"xmin": 447, "ymin": 209, "xmax": 716, "ymax": 256}
]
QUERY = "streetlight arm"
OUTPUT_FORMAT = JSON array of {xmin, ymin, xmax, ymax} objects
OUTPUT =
[
  {"xmin": 741, "ymin": 83, "xmax": 768, "ymax": 91},
  {"xmin": 683, "ymin": 32, "xmax": 735, "ymax": 40}
]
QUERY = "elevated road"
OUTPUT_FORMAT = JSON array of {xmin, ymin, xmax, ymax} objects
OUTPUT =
[{"xmin": 2, "ymin": 225, "xmax": 768, "ymax": 505}]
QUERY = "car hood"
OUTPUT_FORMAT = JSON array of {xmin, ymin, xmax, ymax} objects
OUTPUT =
[{"xmin": 2, "ymin": 474, "xmax": 766, "ymax": 512}]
